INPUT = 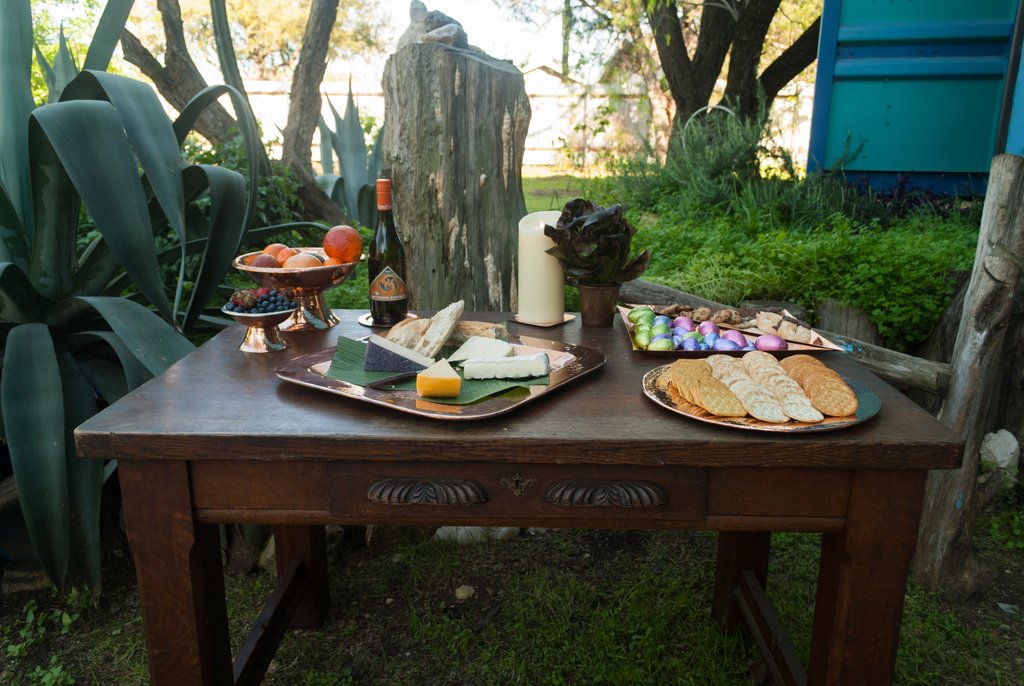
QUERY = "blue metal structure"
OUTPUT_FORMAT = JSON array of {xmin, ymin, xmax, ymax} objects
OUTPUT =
[{"xmin": 808, "ymin": 0, "xmax": 1024, "ymax": 194}]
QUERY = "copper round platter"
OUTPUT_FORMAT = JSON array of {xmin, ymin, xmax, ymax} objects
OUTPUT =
[{"xmin": 641, "ymin": 364, "xmax": 881, "ymax": 432}]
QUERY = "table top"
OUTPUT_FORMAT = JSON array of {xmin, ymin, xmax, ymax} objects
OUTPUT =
[{"xmin": 75, "ymin": 310, "xmax": 963, "ymax": 470}]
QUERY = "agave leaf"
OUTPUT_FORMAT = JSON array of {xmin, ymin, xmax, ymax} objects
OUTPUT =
[
  {"xmin": 62, "ymin": 71, "xmax": 187, "ymax": 248},
  {"xmin": 51, "ymin": 28, "xmax": 80, "ymax": 100},
  {"xmin": 244, "ymin": 221, "xmax": 330, "ymax": 244},
  {"xmin": 29, "ymin": 100, "xmax": 172, "ymax": 318},
  {"xmin": 0, "ymin": 0, "xmax": 36, "ymax": 239},
  {"xmin": 367, "ymin": 126, "xmax": 385, "ymax": 181},
  {"xmin": 0, "ymin": 183, "xmax": 30, "ymax": 267},
  {"xmin": 82, "ymin": 0, "xmax": 135, "ymax": 72},
  {"xmin": 172, "ymin": 84, "xmax": 260, "ymax": 241},
  {"xmin": 72, "ymin": 296, "xmax": 194, "ymax": 376},
  {"xmin": 73, "ymin": 233, "xmax": 119, "ymax": 296},
  {"xmin": 357, "ymin": 184, "xmax": 376, "ymax": 230},
  {"xmin": 1, "ymin": 322, "xmax": 69, "ymax": 590},
  {"xmin": 0, "ymin": 261, "xmax": 49, "ymax": 322},
  {"xmin": 210, "ymin": 0, "xmax": 248, "ymax": 102},
  {"xmin": 25, "ymin": 110, "xmax": 80, "ymax": 300},
  {"xmin": 70, "ymin": 353, "xmax": 128, "ymax": 406},
  {"xmin": 57, "ymin": 352, "xmax": 102, "ymax": 597},
  {"xmin": 33, "ymin": 45, "xmax": 57, "ymax": 103},
  {"xmin": 316, "ymin": 173, "xmax": 346, "ymax": 209},
  {"xmin": 318, "ymin": 115, "xmax": 335, "ymax": 175},
  {"xmin": 181, "ymin": 164, "xmax": 246, "ymax": 332},
  {"xmin": 339, "ymin": 83, "xmax": 369, "ymax": 223},
  {"xmin": 66, "ymin": 330, "xmax": 152, "ymax": 393}
]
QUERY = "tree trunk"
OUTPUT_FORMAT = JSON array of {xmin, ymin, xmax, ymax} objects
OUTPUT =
[
  {"xmin": 913, "ymin": 153, "xmax": 1024, "ymax": 593},
  {"xmin": 381, "ymin": 43, "xmax": 530, "ymax": 311},
  {"xmin": 123, "ymin": 0, "xmax": 346, "ymax": 227},
  {"xmin": 281, "ymin": 0, "xmax": 339, "ymax": 175},
  {"xmin": 723, "ymin": 0, "xmax": 781, "ymax": 118},
  {"xmin": 759, "ymin": 17, "xmax": 822, "ymax": 106},
  {"xmin": 814, "ymin": 298, "xmax": 883, "ymax": 346},
  {"xmin": 994, "ymin": 306, "xmax": 1024, "ymax": 440},
  {"xmin": 121, "ymin": 0, "xmax": 236, "ymax": 146},
  {"xmin": 647, "ymin": 0, "xmax": 734, "ymax": 124}
]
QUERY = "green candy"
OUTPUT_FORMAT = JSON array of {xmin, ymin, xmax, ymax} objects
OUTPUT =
[
  {"xmin": 634, "ymin": 329, "xmax": 653, "ymax": 348},
  {"xmin": 628, "ymin": 306, "xmax": 656, "ymax": 324},
  {"xmin": 647, "ymin": 337, "xmax": 675, "ymax": 351}
]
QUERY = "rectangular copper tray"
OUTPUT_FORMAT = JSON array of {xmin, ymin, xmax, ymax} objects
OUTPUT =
[
  {"xmin": 276, "ymin": 334, "xmax": 606, "ymax": 420},
  {"xmin": 618, "ymin": 306, "xmax": 839, "ymax": 358}
]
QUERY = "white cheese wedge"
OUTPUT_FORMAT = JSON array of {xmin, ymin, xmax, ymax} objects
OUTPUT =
[
  {"xmin": 364, "ymin": 334, "xmax": 434, "ymax": 372},
  {"xmin": 461, "ymin": 352, "xmax": 550, "ymax": 380},
  {"xmin": 447, "ymin": 335, "xmax": 514, "ymax": 363},
  {"xmin": 416, "ymin": 359, "xmax": 462, "ymax": 398}
]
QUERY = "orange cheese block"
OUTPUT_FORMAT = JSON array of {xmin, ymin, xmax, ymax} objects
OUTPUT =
[{"xmin": 416, "ymin": 359, "xmax": 462, "ymax": 398}]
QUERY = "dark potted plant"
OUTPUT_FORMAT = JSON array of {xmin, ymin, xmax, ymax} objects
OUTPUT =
[{"xmin": 544, "ymin": 199, "xmax": 650, "ymax": 325}]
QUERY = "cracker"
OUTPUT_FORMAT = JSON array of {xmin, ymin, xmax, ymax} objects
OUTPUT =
[
  {"xmin": 806, "ymin": 379, "xmax": 859, "ymax": 417},
  {"xmin": 669, "ymin": 359, "xmax": 711, "ymax": 406},
  {"xmin": 709, "ymin": 357, "xmax": 789, "ymax": 423},
  {"xmin": 693, "ymin": 378, "xmax": 746, "ymax": 417},
  {"xmin": 781, "ymin": 356, "xmax": 859, "ymax": 417}
]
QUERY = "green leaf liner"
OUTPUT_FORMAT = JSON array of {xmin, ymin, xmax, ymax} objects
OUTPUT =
[{"xmin": 326, "ymin": 336, "xmax": 549, "ymax": 406}]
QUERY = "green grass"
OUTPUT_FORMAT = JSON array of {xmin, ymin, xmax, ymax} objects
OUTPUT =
[
  {"xmin": 522, "ymin": 175, "xmax": 586, "ymax": 213},
  {"xmin": 3, "ymin": 502, "xmax": 1021, "ymax": 685}
]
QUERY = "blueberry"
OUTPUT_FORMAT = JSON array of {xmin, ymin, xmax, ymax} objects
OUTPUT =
[{"xmin": 269, "ymin": 289, "xmax": 278, "ymax": 297}]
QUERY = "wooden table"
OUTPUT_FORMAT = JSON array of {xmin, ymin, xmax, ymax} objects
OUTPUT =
[{"xmin": 75, "ymin": 311, "xmax": 962, "ymax": 686}]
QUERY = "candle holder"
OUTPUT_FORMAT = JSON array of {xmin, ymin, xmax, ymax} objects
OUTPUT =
[{"xmin": 516, "ymin": 210, "xmax": 566, "ymax": 326}]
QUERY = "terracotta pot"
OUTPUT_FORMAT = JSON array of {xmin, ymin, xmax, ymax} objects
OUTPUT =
[{"xmin": 578, "ymin": 284, "xmax": 620, "ymax": 326}]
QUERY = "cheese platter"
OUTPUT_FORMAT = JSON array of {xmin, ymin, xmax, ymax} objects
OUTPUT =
[{"xmin": 276, "ymin": 333, "xmax": 605, "ymax": 420}]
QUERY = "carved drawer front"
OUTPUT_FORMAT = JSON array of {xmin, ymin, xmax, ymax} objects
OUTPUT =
[{"xmin": 329, "ymin": 463, "xmax": 706, "ymax": 526}]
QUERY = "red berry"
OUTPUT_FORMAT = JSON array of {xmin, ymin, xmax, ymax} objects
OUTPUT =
[{"xmin": 255, "ymin": 287, "xmax": 270, "ymax": 297}]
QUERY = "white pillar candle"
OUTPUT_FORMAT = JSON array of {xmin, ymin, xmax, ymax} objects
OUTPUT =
[{"xmin": 517, "ymin": 211, "xmax": 565, "ymax": 325}]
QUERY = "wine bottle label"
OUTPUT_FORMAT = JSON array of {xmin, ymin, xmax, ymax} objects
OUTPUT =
[{"xmin": 369, "ymin": 266, "xmax": 409, "ymax": 302}]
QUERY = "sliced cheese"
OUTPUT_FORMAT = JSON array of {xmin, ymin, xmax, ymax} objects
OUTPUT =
[
  {"xmin": 447, "ymin": 335, "xmax": 514, "ymax": 363},
  {"xmin": 461, "ymin": 352, "xmax": 550, "ymax": 380},
  {"xmin": 416, "ymin": 358, "xmax": 462, "ymax": 398},
  {"xmin": 364, "ymin": 334, "xmax": 434, "ymax": 372}
]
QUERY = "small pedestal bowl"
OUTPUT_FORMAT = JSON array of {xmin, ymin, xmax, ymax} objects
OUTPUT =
[
  {"xmin": 232, "ymin": 248, "xmax": 361, "ymax": 331},
  {"xmin": 222, "ymin": 306, "xmax": 297, "ymax": 353}
]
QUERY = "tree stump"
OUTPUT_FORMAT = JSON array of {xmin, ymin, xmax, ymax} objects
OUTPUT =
[
  {"xmin": 913, "ymin": 153, "xmax": 1024, "ymax": 593},
  {"xmin": 381, "ymin": 42, "xmax": 530, "ymax": 311},
  {"xmin": 814, "ymin": 298, "xmax": 884, "ymax": 346}
]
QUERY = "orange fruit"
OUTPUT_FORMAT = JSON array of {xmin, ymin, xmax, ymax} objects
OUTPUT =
[
  {"xmin": 276, "ymin": 247, "xmax": 299, "ymax": 262},
  {"xmin": 283, "ymin": 252, "xmax": 324, "ymax": 269},
  {"xmin": 323, "ymin": 256, "xmax": 345, "ymax": 266},
  {"xmin": 249, "ymin": 253, "xmax": 282, "ymax": 269},
  {"xmin": 322, "ymin": 225, "xmax": 363, "ymax": 263},
  {"xmin": 263, "ymin": 242, "xmax": 289, "ymax": 255}
]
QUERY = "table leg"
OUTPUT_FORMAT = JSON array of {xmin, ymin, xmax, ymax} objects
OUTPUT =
[
  {"xmin": 119, "ymin": 460, "xmax": 232, "ymax": 686},
  {"xmin": 273, "ymin": 525, "xmax": 330, "ymax": 628},
  {"xmin": 808, "ymin": 469, "xmax": 926, "ymax": 685},
  {"xmin": 712, "ymin": 531, "xmax": 771, "ymax": 629}
]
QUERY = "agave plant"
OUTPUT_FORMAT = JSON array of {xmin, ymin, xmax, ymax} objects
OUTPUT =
[
  {"xmin": 0, "ymin": 0, "xmax": 263, "ymax": 596},
  {"xmin": 544, "ymin": 199, "xmax": 651, "ymax": 287},
  {"xmin": 317, "ymin": 80, "xmax": 384, "ymax": 227}
]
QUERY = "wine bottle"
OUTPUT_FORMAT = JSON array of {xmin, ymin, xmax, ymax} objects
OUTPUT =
[{"xmin": 368, "ymin": 178, "xmax": 409, "ymax": 325}]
